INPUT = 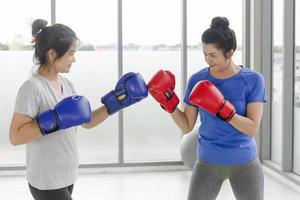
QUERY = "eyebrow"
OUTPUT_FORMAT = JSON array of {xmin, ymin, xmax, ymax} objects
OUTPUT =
[{"xmin": 203, "ymin": 52, "xmax": 217, "ymax": 55}]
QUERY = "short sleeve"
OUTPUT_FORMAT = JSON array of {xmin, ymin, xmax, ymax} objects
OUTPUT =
[
  {"xmin": 14, "ymin": 80, "xmax": 40, "ymax": 118},
  {"xmin": 183, "ymin": 77, "xmax": 197, "ymax": 107},
  {"xmin": 246, "ymin": 73, "xmax": 267, "ymax": 104}
]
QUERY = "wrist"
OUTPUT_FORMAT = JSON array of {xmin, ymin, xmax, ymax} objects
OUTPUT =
[
  {"xmin": 36, "ymin": 110, "xmax": 59, "ymax": 135},
  {"xmin": 218, "ymin": 100, "xmax": 236, "ymax": 121},
  {"xmin": 225, "ymin": 111, "xmax": 236, "ymax": 122},
  {"xmin": 161, "ymin": 93, "xmax": 179, "ymax": 113}
]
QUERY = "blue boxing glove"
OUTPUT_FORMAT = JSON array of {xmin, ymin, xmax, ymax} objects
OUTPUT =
[
  {"xmin": 101, "ymin": 72, "xmax": 148, "ymax": 115},
  {"xmin": 36, "ymin": 95, "xmax": 92, "ymax": 135}
]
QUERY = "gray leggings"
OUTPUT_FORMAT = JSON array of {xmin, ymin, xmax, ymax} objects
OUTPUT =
[{"xmin": 187, "ymin": 158, "xmax": 264, "ymax": 200}]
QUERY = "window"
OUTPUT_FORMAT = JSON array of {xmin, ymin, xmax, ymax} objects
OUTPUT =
[
  {"xmin": 187, "ymin": 0, "xmax": 243, "ymax": 78},
  {"xmin": 293, "ymin": 0, "xmax": 300, "ymax": 175},
  {"xmin": 57, "ymin": 0, "xmax": 118, "ymax": 164},
  {"xmin": 0, "ymin": 0, "xmax": 248, "ymax": 167},
  {"xmin": 271, "ymin": 0, "xmax": 284, "ymax": 165},
  {"xmin": 0, "ymin": 0, "xmax": 50, "ymax": 165},
  {"xmin": 123, "ymin": 0, "xmax": 181, "ymax": 162}
]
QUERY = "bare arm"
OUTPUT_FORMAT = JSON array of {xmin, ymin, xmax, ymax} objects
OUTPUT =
[
  {"xmin": 81, "ymin": 105, "xmax": 109, "ymax": 129},
  {"xmin": 9, "ymin": 114, "xmax": 42, "ymax": 146},
  {"xmin": 10, "ymin": 105, "xmax": 109, "ymax": 145},
  {"xmin": 229, "ymin": 102, "xmax": 264, "ymax": 137},
  {"xmin": 170, "ymin": 104, "xmax": 198, "ymax": 134}
]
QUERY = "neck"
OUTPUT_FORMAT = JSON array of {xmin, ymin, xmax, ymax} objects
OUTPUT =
[
  {"xmin": 210, "ymin": 60, "xmax": 240, "ymax": 79},
  {"xmin": 38, "ymin": 64, "xmax": 59, "ymax": 81}
]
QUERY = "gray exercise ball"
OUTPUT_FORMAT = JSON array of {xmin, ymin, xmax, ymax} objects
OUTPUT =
[{"xmin": 180, "ymin": 128, "xmax": 198, "ymax": 169}]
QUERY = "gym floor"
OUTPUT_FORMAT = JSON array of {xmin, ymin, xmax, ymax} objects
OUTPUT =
[{"xmin": 0, "ymin": 166, "xmax": 300, "ymax": 200}]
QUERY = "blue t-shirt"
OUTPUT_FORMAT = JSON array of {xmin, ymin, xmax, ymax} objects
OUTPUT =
[{"xmin": 184, "ymin": 66, "xmax": 267, "ymax": 165}]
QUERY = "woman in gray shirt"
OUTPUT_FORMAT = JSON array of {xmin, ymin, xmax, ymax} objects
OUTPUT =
[{"xmin": 9, "ymin": 19, "xmax": 148, "ymax": 200}]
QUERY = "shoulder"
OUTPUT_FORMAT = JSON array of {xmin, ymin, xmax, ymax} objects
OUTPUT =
[
  {"xmin": 15, "ymin": 76, "xmax": 44, "ymax": 103},
  {"xmin": 188, "ymin": 67, "xmax": 209, "ymax": 87},
  {"xmin": 239, "ymin": 67, "xmax": 265, "ymax": 87},
  {"xmin": 240, "ymin": 67, "xmax": 264, "ymax": 79},
  {"xmin": 19, "ymin": 75, "xmax": 41, "ymax": 93}
]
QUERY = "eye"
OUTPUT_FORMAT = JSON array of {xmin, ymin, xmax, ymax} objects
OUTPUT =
[{"xmin": 69, "ymin": 50, "xmax": 76, "ymax": 56}]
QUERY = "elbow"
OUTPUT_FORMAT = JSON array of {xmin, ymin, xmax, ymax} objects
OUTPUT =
[
  {"xmin": 9, "ymin": 129, "xmax": 23, "ymax": 146},
  {"xmin": 182, "ymin": 122, "xmax": 196, "ymax": 134},
  {"xmin": 182, "ymin": 127, "xmax": 194, "ymax": 135},
  {"xmin": 9, "ymin": 130, "xmax": 16, "ymax": 146},
  {"xmin": 249, "ymin": 123, "xmax": 261, "ymax": 137},
  {"xmin": 244, "ymin": 127, "xmax": 259, "ymax": 137},
  {"xmin": 81, "ymin": 123, "xmax": 93, "ymax": 129},
  {"xmin": 246, "ymin": 131, "xmax": 256, "ymax": 137},
  {"xmin": 9, "ymin": 135, "xmax": 20, "ymax": 146},
  {"xmin": 81, "ymin": 115, "xmax": 97, "ymax": 129},
  {"xmin": 82, "ymin": 126, "xmax": 92, "ymax": 130},
  {"xmin": 10, "ymin": 141, "xmax": 19, "ymax": 146}
]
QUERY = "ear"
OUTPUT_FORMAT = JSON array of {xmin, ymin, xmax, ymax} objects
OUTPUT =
[
  {"xmin": 225, "ymin": 49, "xmax": 234, "ymax": 59},
  {"xmin": 47, "ymin": 49, "xmax": 57, "ymax": 64}
]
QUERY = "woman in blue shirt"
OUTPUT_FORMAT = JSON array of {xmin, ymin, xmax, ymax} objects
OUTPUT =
[{"xmin": 149, "ymin": 16, "xmax": 266, "ymax": 200}]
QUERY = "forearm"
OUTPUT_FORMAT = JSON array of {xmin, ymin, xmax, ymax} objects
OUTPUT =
[
  {"xmin": 228, "ymin": 114, "xmax": 260, "ymax": 137},
  {"xmin": 82, "ymin": 105, "xmax": 109, "ymax": 129},
  {"xmin": 10, "ymin": 120, "xmax": 42, "ymax": 145},
  {"xmin": 171, "ymin": 108, "xmax": 194, "ymax": 134}
]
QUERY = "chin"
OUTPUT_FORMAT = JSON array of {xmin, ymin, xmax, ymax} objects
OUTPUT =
[
  {"xmin": 61, "ymin": 70, "xmax": 70, "ymax": 74},
  {"xmin": 211, "ymin": 66, "xmax": 225, "ymax": 72},
  {"xmin": 210, "ymin": 66, "xmax": 218, "ymax": 71}
]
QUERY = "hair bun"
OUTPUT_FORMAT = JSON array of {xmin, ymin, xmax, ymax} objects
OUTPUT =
[
  {"xmin": 210, "ymin": 17, "xmax": 229, "ymax": 30},
  {"xmin": 31, "ymin": 19, "xmax": 48, "ymax": 37}
]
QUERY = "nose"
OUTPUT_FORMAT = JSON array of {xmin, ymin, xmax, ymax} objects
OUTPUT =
[
  {"xmin": 204, "ymin": 55, "xmax": 209, "ymax": 61},
  {"xmin": 205, "ymin": 56, "xmax": 211, "ymax": 64}
]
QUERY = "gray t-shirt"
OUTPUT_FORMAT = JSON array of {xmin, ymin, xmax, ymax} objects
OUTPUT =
[{"xmin": 14, "ymin": 73, "xmax": 78, "ymax": 190}]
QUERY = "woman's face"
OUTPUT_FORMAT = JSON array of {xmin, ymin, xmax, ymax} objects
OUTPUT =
[
  {"xmin": 202, "ymin": 43, "xmax": 231, "ymax": 73},
  {"xmin": 54, "ymin": 42, "xmax": 77, "ymax": 73}
]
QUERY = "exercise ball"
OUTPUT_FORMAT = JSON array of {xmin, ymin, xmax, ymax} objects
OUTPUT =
[{"xmin": 180, "ymin": 128, "xmax": 198, "ymax": 169}]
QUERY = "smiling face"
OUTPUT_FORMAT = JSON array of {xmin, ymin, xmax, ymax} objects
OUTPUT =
[
  {"xmin": 53, "ymin": 41, "xmax": 77, "ymax": 73},
  {"xmin": 202, "ymin": 43, "xmax": 234, "ymax": 73}
]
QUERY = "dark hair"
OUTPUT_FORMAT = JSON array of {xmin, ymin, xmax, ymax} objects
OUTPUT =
[
  {"xmin": 201, "ymin": 16, "xmax": 236, "ymax": 54},
  {"xmin": 31, "ymin": 19, "xmax": 78, "ymax": 65}
]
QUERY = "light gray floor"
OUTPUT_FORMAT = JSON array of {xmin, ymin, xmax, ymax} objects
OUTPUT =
[{"xmin": 0, "ymin": 167, "xmax": 300, "ymax": 200}]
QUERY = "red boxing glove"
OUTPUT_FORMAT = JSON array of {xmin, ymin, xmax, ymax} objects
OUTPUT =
[
  {"xmin": 148, "ymin": 70, "xmax": 179, "ymax": 113},
  {"xmin": 189, "ymin": 80, "xmax": 235, "ymax": 121}
]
